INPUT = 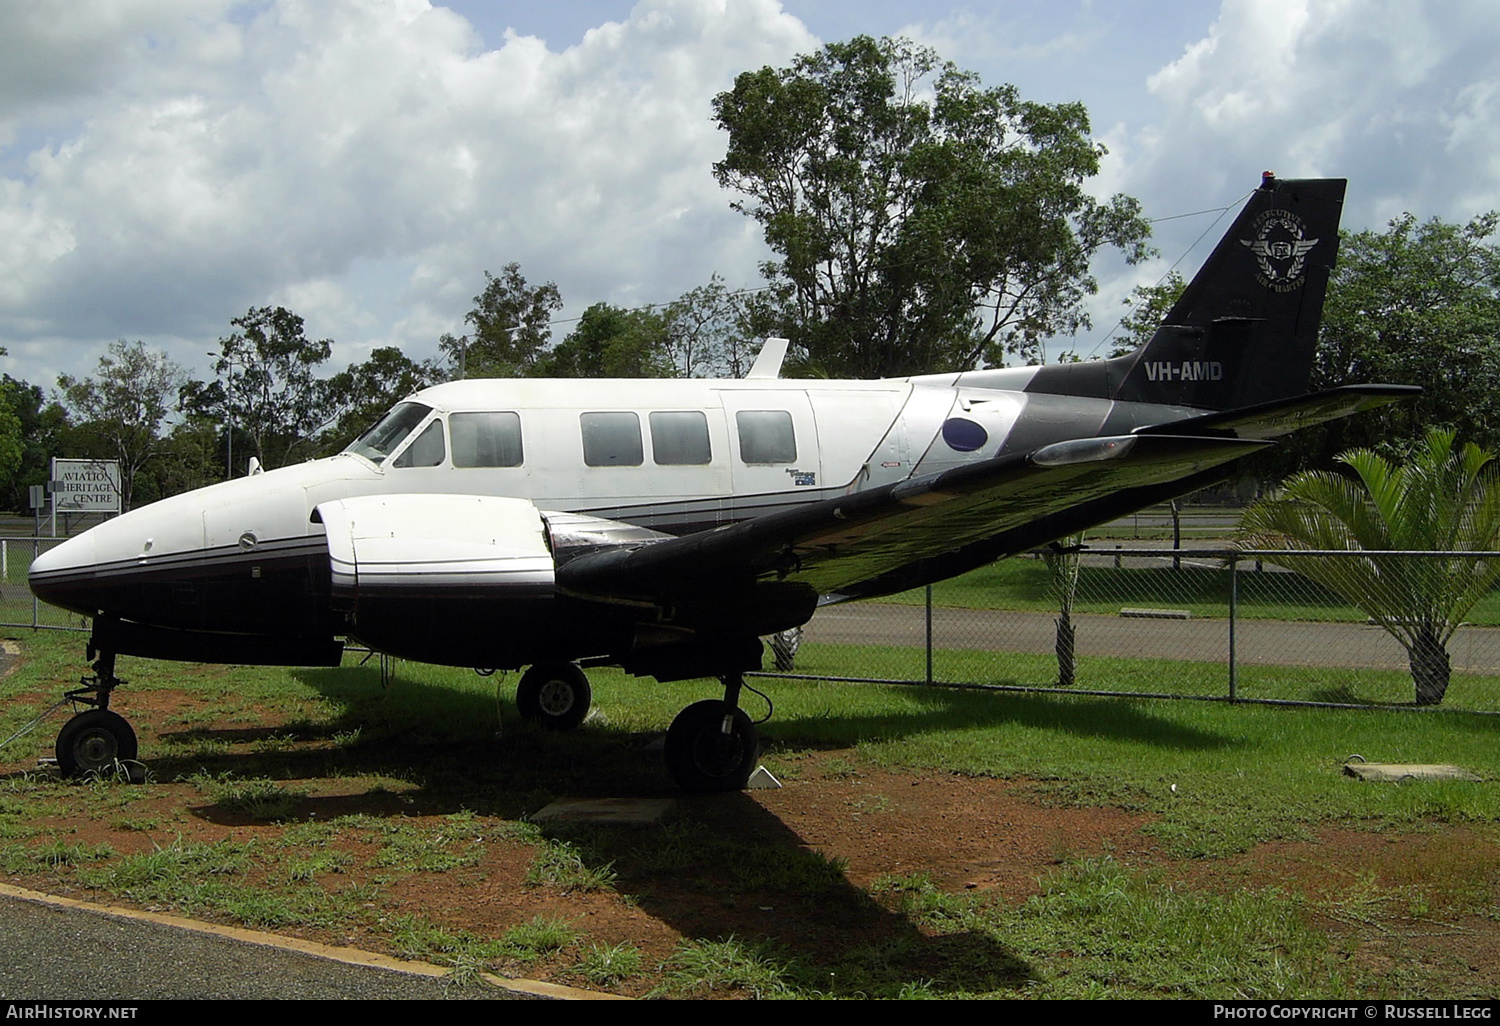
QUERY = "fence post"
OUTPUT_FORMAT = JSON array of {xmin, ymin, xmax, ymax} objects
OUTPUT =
[
  {"xmin": 925, "ymin": 585, "xmax": 934, "ymax": 685},
  {"xmin": 32, "ymin": 537, "xmax": 39, "ymax": 628},
  {"xmin": 1228, "ymin": 553, "xmax": 1238, "ymax": 702}
]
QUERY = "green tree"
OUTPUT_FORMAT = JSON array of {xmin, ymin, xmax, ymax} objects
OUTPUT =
[
  {"xmin": 534, "ymin": 303, "xmax": 676, "ymax": 379},
  {"xmin": 712, "ymin": 35, "xmax": 1152, "ymax": 378},
  {"xmin": 0, "ymin": 375, "xmax": 69, "ymax": 513},
  {"xmin": 197, "ymin": 307, "xmax": 338, "ymax": 471},
  {"xmin": 440, "ymin": 263, "xmax": 564, "ymax": 378},
  {"xmin": 140, "ymin": 415, "xmax": 223, "ymax": 500},
  {"xmin": 1109, "ymin": 271, "xmax": 1186, "ymax": 358},
  {"xmin": 321, "ymin": 346, "xmax": 441, "ymax": 453},
  {"xmin": 0, "ymin": 384, "xmax": 22, "ymax": 502},
  {"xmin": 1311, "ymin": 212, "xmax": 1500, "ymax": 459},
  {"xmin": 1240, "ymin": 428, "xmax": 1500, "ymax": 706},
  {"xmin": 665, "ymin": 275, "xmax": 751, "ymax": 378},
  {"xmin": 0, "ymin": 351, "xmax": 20, "ymax": 499},
  {"xmin": 56, "ymin": 340, "xmax": 185, "ymax": 511}
]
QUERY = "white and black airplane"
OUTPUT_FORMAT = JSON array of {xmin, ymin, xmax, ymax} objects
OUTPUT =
[{"xmin": 31, "ymin": 174, "xmax": 1414, "ymax": 790}]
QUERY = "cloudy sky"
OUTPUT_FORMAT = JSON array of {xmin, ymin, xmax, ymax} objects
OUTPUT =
[{"xmin": 1, "ymin": 0, "xmax": 1496, "ymax": 395}]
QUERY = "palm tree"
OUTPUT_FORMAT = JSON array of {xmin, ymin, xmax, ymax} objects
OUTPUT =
[
  {"xmin": 1240, "ymin": 428, "xmax": 1500, "ymax": 705},
  {"xmin": 1043, "ymin": 532, "xmax": 1086, "ymax": 687}
]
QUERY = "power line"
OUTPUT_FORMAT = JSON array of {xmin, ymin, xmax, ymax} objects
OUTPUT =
[{"xmin": 1081, "ymin": 190, "xmax": 1253, "ymax": 360}]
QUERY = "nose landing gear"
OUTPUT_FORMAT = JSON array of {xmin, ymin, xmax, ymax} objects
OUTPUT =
[
  {"xmin": 56, "ymin": 708, "xmax": 137, "ymax": 777},
  {"xmin": 55, "ymin": 649, "xmax": 140, "ymax": 778}
]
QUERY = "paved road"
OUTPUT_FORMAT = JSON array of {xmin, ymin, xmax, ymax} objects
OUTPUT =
[
  {"xmin": 804, "ymin": 603, "xmax": 1500, "ymax": 673},
  {"xmin": 0, "ymin": 885, "xmax": 607, "ymax": 1002}
]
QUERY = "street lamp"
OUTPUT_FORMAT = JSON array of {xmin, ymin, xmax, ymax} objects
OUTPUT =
[{"xmin": 207, "ymin": 352, "xmax": 241, "ymax": 480}]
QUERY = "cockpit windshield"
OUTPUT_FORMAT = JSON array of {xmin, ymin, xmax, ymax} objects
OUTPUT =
[{"xmin": 345, "ymin": 402, "xmax": 433, "ymax": 465}]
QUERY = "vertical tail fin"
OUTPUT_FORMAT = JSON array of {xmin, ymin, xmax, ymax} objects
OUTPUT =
[
  {"xmin": 1017, "ymin": 174, "xmax": 1346, "ymax": 411},
  {"xmin": 1113, "ymin": 174, "xmax": 1346, "ymax": 409}
]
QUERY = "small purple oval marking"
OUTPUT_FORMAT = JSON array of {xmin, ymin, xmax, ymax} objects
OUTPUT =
[{"xmin": 941, "ymin": 417, "xmax": 988, "ymax": 452}]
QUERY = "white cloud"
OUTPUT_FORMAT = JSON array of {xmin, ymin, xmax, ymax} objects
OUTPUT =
[
  {"xmin": 7, "ymin": 0, "xmax": 1494, "ymax": 389},
  {"xmin": 1123, "ymin": 0, "xmax": 1500, "ymax": 225},
  {"xmin": 0, "ymin": 0, "xmax": 815, "ymax": 386}
]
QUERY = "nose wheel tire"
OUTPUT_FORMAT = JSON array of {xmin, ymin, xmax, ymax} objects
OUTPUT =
[
  {"xmin": 56, "ymin": 709, "xmax": 138, "ymax": 777},
  {"xmin": 664, "ymin": 700, "xmax": 759, "ymax": 792},
  {"xmin": 516, "ymin": 662, "xmax": 592, "ymax": 731}
]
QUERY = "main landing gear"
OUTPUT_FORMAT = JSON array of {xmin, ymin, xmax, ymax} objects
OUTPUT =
[
  {"xmin": 516, "ymin": 662, "xmax": 593, "ymax": 731},
  {"xmin": 55, "ymin": 649, "xmax": 139, "ymax": 778},
  {"xmin": 510, "ymin": 661, "xmax": 758, "ymax": 791},
  {"xmin": 663, "ymin": 673, "xmax": 760, "ymax": 793}
]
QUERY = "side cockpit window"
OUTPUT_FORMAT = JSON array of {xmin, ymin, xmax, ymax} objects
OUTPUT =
[
  {"xmin": 451, "ymin": 411, "xmax": 523, "ymax": 467},
  {"xmin": 649, "ymin": 411, "xmax": 711, "ymax": 465},
  {"xmin": 392, "ymin": 418, "xmax": 446, "ymax": 468},
  {"xmin": 736, "ymin": 410, "xmax": 796, "ymax": 464},
  {"xmin": 346, "ymin": 402, "xmax": 432, "ymax": 465},
  {"xmin": 581, "ymin": 412, "xmax": 643, "ymax": 467}
]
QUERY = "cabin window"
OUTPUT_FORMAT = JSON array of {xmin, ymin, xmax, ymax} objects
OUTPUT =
[
  {"xmin": 581, "ymin": 412, "xmax": 643, "ymax": 467},
  {"xmin": 451, "ymin": 411, "xmax": 523, "ymax": 468},
  {"xmin": 346, "ymin": 402, "xmax": 432, "ymax": 465},
  {"xmin": 649, "ymin": 411, "xmax": 711, "ymax": 465},
  {"xmin": 392, "ymin": 419, "xmax": 446, "ymax": 468},
  {"xmin": 736, "ymin": 410, "xmax": 796, "ymax": 464}
]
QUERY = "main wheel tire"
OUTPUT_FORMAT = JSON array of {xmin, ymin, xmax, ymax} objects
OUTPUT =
[
  {"xmin": 56, "ymin": 709, "xmax": 138, "ymax": 777},
  {"xmin": 664, "ymin": 700, "xmax": 759, "ymax": 793},
  {"xmin": 516, "ymin": 662, "xmax": 592, "ymax": 731}
]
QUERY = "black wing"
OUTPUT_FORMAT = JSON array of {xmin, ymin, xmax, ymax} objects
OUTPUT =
[{"xmin": 557, "ymin": 434, "xmax": 1269, "ymax": 621}]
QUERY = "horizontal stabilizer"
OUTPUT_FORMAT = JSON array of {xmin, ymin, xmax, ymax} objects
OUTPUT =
[{"xmin": 1133, "ymin": 384, "xmax": 1421, "ymax": 441}]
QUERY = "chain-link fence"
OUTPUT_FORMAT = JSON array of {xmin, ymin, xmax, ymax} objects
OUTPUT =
[
  {"xmin": 9, "ymin": 536, "xmax": 1500, "ymax": 711},
  {"xmin": 780, "ymin": 548, "xmax": 1500, "ymax": 712},
  {"xmin": 0, "ymin": 537, "xmax": 89, "ymax": 631}
]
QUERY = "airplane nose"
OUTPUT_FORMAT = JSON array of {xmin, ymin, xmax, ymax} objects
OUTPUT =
[{"xmin": 28, "ymin": 531, "xmax": 100, "ymax": 616}]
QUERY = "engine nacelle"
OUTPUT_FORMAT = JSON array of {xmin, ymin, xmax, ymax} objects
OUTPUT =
[{"xmin": 315, "ymin": 494, "xmax": 560, "ymax": 666}]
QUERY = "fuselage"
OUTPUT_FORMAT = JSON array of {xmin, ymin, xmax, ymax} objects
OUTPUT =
[{"xmin": 29, "ymin": 368, "xmax": 1204, "ymax": 662}]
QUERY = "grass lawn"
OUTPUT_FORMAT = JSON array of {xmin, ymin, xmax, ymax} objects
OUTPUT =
[
  {"xmin": 886, "ymin": 554, "xmax": 1500, "ymax": 625},
  {"xmin": 4, "ymin": 628, "xmax": 1499, "ymax": 998}
]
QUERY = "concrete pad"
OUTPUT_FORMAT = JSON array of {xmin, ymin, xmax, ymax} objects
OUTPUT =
[
  {"xmin": 1119, "ymin": 607, "xmax": 1192, "ymax": 619},
  {"xmin": 531, "ymin": 798, "xmax": 675, "ymax": 824},
  {"xmin": 1343, "ymin": 763, "xmax": 1482, "ymax": 782}
]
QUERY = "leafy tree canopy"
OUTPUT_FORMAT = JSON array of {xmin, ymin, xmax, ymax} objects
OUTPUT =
[
  {"xmin": 665, "ymin": 275, "xmax": 759, "ymax": 378},
  {"xmin": 1109, "ymin": 271, "xmax": 1185, "ymax": 359},
  {"xmin": 0, "ymin": 384, "xmax": 22, "ymax": 500},
  {"xmin": 1311, "ymin": 211, "xmax": 1500, "ymax": 460},
  {"xmin": 195, "ymin": 306, "xmax": 337, "ymax": 471},
  {"xmin": 440, "ymin": 263, "xmax": 564, "ymax": 378},
  {"xmin": 0, "ymin": 375, "xmax": 67, "ymax": 512},
  {"xmin": 712, "ymin": 35, "xmax": 1152, "ymax": 378},
  {"xmin": 56, "ymin": 340, "xmax": 185, "ymax": 510},
  {"xmin": 535, "ymin": 303, "xmax": 676, "ymax": 379}
]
